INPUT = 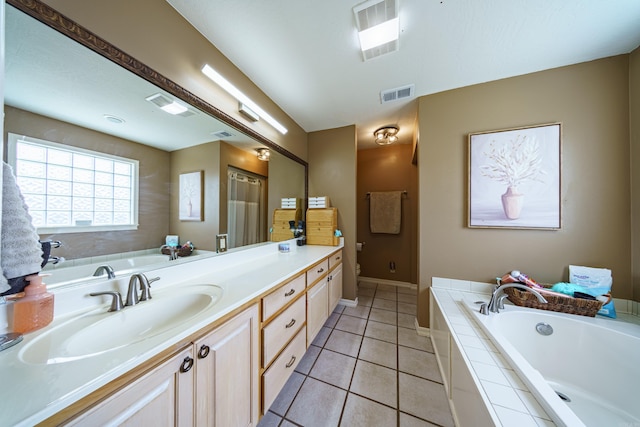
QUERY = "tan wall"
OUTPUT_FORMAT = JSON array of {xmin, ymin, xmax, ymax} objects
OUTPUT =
[
  {"xmin": 42, "ymin": 0, "xmax": 308, "ymax": 161},
  {"xmin": 268, "ymin": 151, "xmax": 306, "ymax": 231},
  {"xmin": 357, "ymin": 144, "xmax": 418, "ymax": 284},
  {"xmin": 4, "ymin": 106, "xmax": 171, "ymax": 259},
  {"xmin": 631, "ymin": 46, "xmax": 640, "ymax": 302},
  {"xmin": 418, "ymin": 56, "xmax": 632, "ymax": 326},
  {"xmin": 309, "ymin": 126, "xmax": 357, "ymax": 300}
]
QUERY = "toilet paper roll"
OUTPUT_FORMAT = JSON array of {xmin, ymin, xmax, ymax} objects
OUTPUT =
[{"xmin": 356, "ymin": 242, "xmax": 363, "ymax": 251}]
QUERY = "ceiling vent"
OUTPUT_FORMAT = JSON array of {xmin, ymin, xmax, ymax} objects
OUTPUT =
[
  {"xmin": 380, "ymin": 84, "xmax": 415, "ymax": 104},
  {"xmin": 145, "ymin": 93, "xmax": 196, "ymax": 117},
  {"xmin": 212, "ymin": 130, "xmax": 234, "ymax": 139},
  {"xmin": 353, "ymin": 0, "xmax": 399, "ymax": 60}
]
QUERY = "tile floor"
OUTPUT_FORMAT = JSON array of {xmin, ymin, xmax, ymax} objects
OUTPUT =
[{"xmin": 258, "ymin": 282, "xmax": 455, "ymax": 427}]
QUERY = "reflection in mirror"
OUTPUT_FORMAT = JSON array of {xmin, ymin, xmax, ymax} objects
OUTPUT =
[{"xmin": 3, "ymin": 2, "xmax": 307, "ymax": 288}]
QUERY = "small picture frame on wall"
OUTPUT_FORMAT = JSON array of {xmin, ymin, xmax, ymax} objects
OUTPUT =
[
  {"xmin": 179, "ymin": 170, "xmax": 203, "ymax": 221},
  {"xmin": 468, "ymin": 123, "xmax": 561, "ymax": 230}
]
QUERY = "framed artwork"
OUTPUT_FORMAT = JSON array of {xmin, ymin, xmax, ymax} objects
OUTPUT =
[
  {"xmin": 468, "ymin": 123, "xmax": 561, "ymax": 229},
  {"xmin": 179, "ymin": 171, "xmax": 203, "ymax": 221}
]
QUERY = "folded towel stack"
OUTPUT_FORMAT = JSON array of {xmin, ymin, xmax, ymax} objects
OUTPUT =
[{"xmin": 1, "ymin": 162, "xmax": 43, "ymax": 295}]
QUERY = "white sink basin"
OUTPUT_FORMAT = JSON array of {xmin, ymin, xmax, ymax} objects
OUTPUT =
[{"xmin": 19, "ymin": 284, "xmax": 223, "ymax": 364}]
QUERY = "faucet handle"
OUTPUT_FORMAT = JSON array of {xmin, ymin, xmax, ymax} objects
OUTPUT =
[
  {"xmin": 138, "ymin": 276, "xmax": 160, "ymax": 302},
  {"xmin": 90, "ymin": 291, "xmax": 124, "ymax": 312}
]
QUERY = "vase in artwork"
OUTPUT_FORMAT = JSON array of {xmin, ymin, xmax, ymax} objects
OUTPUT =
[
  {"xmin": 501, "ymin": 186, "xmax": 524, "ymax": 219},
  {"xmin": 187, "ymin": 200, "xmax": 193, "ymax": 217}
]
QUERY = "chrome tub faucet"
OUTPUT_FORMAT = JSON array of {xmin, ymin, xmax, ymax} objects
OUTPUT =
[
  {"xmin": 93, "ymin": 265, "xmax": 116, "ymax": 279},
  {"xmin": 481, "ymin": 283, "xmax": 548, "ymax": 315}
]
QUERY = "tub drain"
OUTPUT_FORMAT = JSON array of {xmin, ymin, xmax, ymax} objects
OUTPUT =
[
  {"xmin": 556, "ymin": 391, "xmax": 571, "ymax": 402},
  {"xmin": 536, "ymin": 322, "xmax": 553, "ymax": 336}
]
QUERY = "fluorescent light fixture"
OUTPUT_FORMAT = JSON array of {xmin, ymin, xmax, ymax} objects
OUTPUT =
[
  {"xmin": 358, "ymin": 17, "xmax": 399, "ymax": 51},
  {"xmin": 160, "ymin": 102, "xmax": 188, "ymax": 115},
  {"xmin": 145, "ymin": 93, "xmax": 189, "ymax": 115},
  {"xmin": 201, "ymin": 64, "xmax": 288, "ymax": 134}
]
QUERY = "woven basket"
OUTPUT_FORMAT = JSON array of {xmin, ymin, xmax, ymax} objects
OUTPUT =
[
  {"xmin": 504, "ymin": 287, "xmax": 603, "ymax": 317},
  {"xmin": 161, "ymin": 246, "xmax": 193, "ymax": 257}
]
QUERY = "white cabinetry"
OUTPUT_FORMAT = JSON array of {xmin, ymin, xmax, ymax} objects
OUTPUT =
[{"xmin": 306, "ymin": 278, "xmax": 328, "ymax": 343}]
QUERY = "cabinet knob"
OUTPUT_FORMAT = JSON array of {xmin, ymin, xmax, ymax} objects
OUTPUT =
[
  {"xmin": 198, "ymin": 344, "xmax": 210, "ymax": 359},
  {"xmin": 285, "ymin": 318, "xmax": 296, "ymax": 329},
  {"xmin": 317, "ymin": 267, "xmax": 324, "ymax": 273},
  {"xmin": 180, "ymin": 356, "xmax": 194, "ymax": 373},
  {"xmin": 284, "ymin": 288, "xmax": 295, "ymax": 297},
  {"xmin": 285, "ymin": 355, "xmax": 297, "ymax": 368}
]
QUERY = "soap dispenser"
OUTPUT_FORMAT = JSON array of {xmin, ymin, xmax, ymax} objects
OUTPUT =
[{"xmin": 12, "ymin": 274, "xmax": 54, "ymax": 334}]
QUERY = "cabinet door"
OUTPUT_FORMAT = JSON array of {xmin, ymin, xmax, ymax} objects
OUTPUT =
[
  {"xmin": 194, "ymin": 305, "xmax": 259, "ymax": 427},
  {"xmin": 306, "ymin": 278, "xmax": 328, "ymax": 345},
  {"xmin": 328, "ymin": 263, "xmax": 343, "ymax": 313},
  {"xmin": 65, "ymin": 347, "xmax": 194, "ymax": 426}
]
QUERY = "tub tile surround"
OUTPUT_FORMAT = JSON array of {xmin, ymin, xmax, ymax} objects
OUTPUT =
[
  {"xmin": 259, "ymin": 282, "xmax": 454, "ymax": 427},
  {"xmin": 431, "ymin": 277, "xmax": 640, "ymax": 427},
  {"xmin": 0, "ymin": 239, "xmax": 343, "ymax": 426}
]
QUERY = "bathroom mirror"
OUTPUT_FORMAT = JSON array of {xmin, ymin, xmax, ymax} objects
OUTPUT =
[{"xmin": 3, "ymin": 0, "xmax": 307, "ymax": 287}]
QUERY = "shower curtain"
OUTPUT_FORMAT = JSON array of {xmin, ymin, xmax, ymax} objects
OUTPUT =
[{"xmin": 227, "ymin": 170, "xmax": 265, "ymax": 248}]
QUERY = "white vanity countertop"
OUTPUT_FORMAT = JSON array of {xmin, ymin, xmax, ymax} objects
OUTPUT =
[{"xmin": 0, "ymin": 240, "xmax": 343, "ymax": 427}]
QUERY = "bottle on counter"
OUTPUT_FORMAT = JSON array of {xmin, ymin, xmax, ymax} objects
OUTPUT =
[{"xmin": 12, "ymin": 274, "xmax": 54, "ymax": 334}]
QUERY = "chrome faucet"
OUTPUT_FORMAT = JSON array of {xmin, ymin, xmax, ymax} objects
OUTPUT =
[
  {"xmin": 482, "ymin": 283, "xmax": 548, "ymax": 314},
  {"xmin": 125, "ymin": 273, "xmax": 160, "ymax": 306},
  {"xmin": 161, "ymin": 245, "xmax": 178, "ymax": 261},
  {"xmin": 93, "ymin": 265, "xmax": 116, "ymax": 279}
]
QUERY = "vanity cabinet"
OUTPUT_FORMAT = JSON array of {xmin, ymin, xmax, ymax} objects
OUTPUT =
[
  {"xmin": 61, "ymin": 305, "xmax": 259, "ymax": 427},
  {"xmin": 306, "ymin": 276, "xmax": 328, "ymax": 343},
  {"xmin": 328, "ymin": 250, "xmax": 343, "ymax": 313}
]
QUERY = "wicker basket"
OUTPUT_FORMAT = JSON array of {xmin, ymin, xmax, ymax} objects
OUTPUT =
[
  {"xmin": 161, "ymin": 246, "xmax": 193, "ymax": 257},
  {"xmin": 504, "ymin": 287, "xmax": 603, "ymax": 317}
]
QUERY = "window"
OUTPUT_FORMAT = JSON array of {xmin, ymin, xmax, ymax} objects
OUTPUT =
[{"xmin": 8, "ymin": 133, "xmax": 139, "ymax": 234}]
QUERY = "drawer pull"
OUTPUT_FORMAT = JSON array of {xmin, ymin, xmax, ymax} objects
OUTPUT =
[
  {"xmin": 285, "ymin": 355, "xmax": 296, "ymax": 368},
  {"xmin": 198, "ymin": 344, "xmax": 210, "ymax": 359},
  {"xmin": 180, "ymin": 356, "xmax": 194, "ymax": 373},
  {"xmin": 284, "ymin": 289, "xmax": 295, "ymax": 297},
  {"xmin": 285, "ymin": 318, "xmax": 296, "ymax": 328},
  {"xmin": 317, "ymin": 267, "xmax": 324, "ymax": 273},
  {"xmin": 336, "ymin": 257, "xmax": 341, "ymax": 261}
]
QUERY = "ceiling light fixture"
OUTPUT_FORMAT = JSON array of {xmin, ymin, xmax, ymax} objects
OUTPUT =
[
  {"xmin": 374, "ymin": 125, "xmax": 399, "ymax": 145},
  {"xmin": 103, "ymin": 114, "xmax": 125, "ymax": 124},
  {"xmin": 145, "ymin": 93, "xmax": 189, "ymax": 115},
  {"xmin": 256, "ymin": 148, "xmax": 270, "ymax": 161},
  {"xmin": 358, "ymin": 18, "xmax": 399, "ymax": 51},
  {"xmin": 201, "ymin": 64, "xmax": 288, "ymax": 135},
  {"xmin": 353, "ymin": 0, "xmax": 400, "ymax": 60}
]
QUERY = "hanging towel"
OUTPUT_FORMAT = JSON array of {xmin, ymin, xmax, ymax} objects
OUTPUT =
[
  {"xmin": 369, "ymin": 191, "xmax": 402, "ymax": 234},
  {"xmin": 1, "ymin": 162, "xmax": 42, "ymax": 294}
]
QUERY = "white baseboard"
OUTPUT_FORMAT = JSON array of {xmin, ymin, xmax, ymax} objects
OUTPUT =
[
  {"xmin": 339, "ymin": 297, "xmax": 358, "ymax": 307},
  {"xmin": 358, "ymin": 276, "xmax": 417, "ymax": 290},
  {"xmin": 415, "ymin": 317, "xmax": 430, "ymax": 337}
]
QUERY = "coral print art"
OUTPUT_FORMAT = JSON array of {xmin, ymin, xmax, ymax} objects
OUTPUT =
[{"xmin": 468, "ymin": 123, "xmax": 561, "ymax": 229}]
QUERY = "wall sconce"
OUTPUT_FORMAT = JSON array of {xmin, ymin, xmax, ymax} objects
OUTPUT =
[
  {"xmin": 256, "ymin": 148, "xmax": 270, "ymax": 161},
  {"xmin": 374, "ymin": 125, "xmax": 399, "ymax": 145}
]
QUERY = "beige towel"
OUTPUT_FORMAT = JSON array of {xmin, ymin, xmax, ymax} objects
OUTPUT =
[{"xmin": 369, "ymin": 191, "xmax": 402, "ymax": 234}]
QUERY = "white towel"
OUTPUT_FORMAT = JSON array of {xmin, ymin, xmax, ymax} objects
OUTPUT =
[{"xmin": 1, "ymin": 162, "xmax": 42, "ymax": 285}]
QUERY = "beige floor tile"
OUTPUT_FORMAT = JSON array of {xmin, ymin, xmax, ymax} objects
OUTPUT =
[
  {"xmin": 286, "ymin": 377, "xmax": 346, "ymax": 427},
  {"xmin": 398, "ymin": 346, "xmax": 442, "ymax": 382},
  {"xmin": 350, "ymin": 360, "xmax": 398, "ymax": 408},
  {"xmin": 398, "ymin": 302, "xmax": 417, "ymax": 315},
  {"xmin": 256, "ymin": 411, "xmax": 281, "ymax": 427},
  {"xmin": 279, "ymin": 420, "xmax": 298, "ymax": 427},
  {"xmin": 311, "ymin": 326, "xmax": 331, "ymax": 347},
  {"xmin": 397, "ymin": 292, "xmax": 417, "ymax": 304},
  {"xmin": 397, "ymin": 313, "xmax": 415, "ymax": 329},
  {"xmin": 309, "ymin": 349, "xmax": 356, "ymax": 389},
  {"xmin": 333, "ymin": 304, "xmax": 345, "ymax": 314},
  {"xmin": 325, "ymin": 312, "xmax": 340, "ymax": 328},
  {"xmin": 358, "ymin": 336, "xmax": 397, "ymax": 369},
  {"xmin": 377, "ymin": 284, "xmax": 398, "ymax": 292},
  {"xmin": 398, "ymin": 327, "xmax": 433, "ymax": 352},
  {"xmin": 365, "ymin": 320, "xmax": 398, "ymax": 344},
  {"xmin": 268, "ymin": 371, "xmax": 305, "ymax": 416},
  {"xmin": 358, "ymin": 282, "xmax": 377, "ymax": 290},
  {"xmin": 372, "ymin": 298, "xmax": 397, "ymax": 312},
  {"xmin": 294, "ymin": 344, "xmax": 321, "ymax": 375},
  {"xmin": 343, "ymin": 304, "xmax": 371, "ymax": 319},
  {"xmin": 369, "ymin": 307, "xmax": 397, "ymax": 325},
  {"xmin": 341, "ymin": 393, "xmax": 398, "ymax": 427},
  {"xmin": 358, "ymin": 287, "xmax": 376, "ymax": 297},
  {"xmin": 376, "ymin": 290, "xmax": 398, "ymax": 301},
  {"xmin": 357, "ymin": 295, "xmax": 373, "ymax": 307},
  {"xmin": 399, "ymin": 412, "xmax": 439, "ymax": 427},
  {"xmin": 399, "ymin": 373, "xmax": 454, "ymax": 427},
  {"xmin": 325, "ymin": 329, "xmax": 363, "ymax": 357},
  {"xmin": 335, "ymin": 314, "xmax": 367, "ymax": 335},
  {"xmin": 397, "ymin": 286, "xmax": 417, "ymax": 295}
]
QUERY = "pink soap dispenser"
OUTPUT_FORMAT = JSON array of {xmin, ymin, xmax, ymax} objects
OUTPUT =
[{"xmin": 12, "ymin": 274, "xmax": 54, "ymax": 334}]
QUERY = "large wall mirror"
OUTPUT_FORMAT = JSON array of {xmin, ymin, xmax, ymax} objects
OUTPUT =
[{"xmin": 3, "ymin": 0, "xmax": 307, "ymax": 287}]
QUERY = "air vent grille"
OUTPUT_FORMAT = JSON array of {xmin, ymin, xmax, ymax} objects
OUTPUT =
[
  {"xmin": 380, "ymin": 84, "xmax": 415, "ymax": 104},
  {"xmin": 212, "ymin": 130, "xmax": 234, "ymax": 139},
  {"xmin": 354, "ymin": 0, "xmax": 396, "ymax": 31}
]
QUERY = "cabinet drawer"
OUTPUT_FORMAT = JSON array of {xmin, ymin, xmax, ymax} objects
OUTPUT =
[
  {"xmin": 329, "ymin": 250, "xmax": 343, "ymax": 269},
  {"xmin": 262, "ymin": 274, "xmax": 305, "ymax": 321},
  {"xmin": 262, "ymin": 326, "xmax": 306, "ymax": 411},
  {"xmin": 263, "ymin": 297, "xmax": 305, "ymax": 367},
  {"xmin": 306, "ymin": 259, "xmax": 328, "ymax": 287}
]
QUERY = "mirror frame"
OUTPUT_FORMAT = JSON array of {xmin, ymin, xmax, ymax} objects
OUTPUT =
[{"xmin": 6, "ymin": 0, "xmax": 308, "ymax": 199}]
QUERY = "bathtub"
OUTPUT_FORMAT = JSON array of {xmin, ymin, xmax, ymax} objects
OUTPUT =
[
  {"xmin": 43, "ymin": 251, "xmax": 212, "ymax": 287},
  {"xmin": 465, "ymin": 301, "xmax": 640, "ymax": 426}
]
